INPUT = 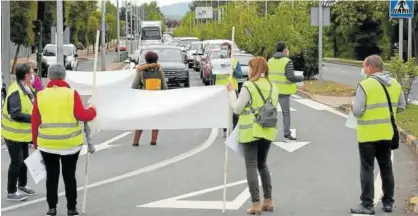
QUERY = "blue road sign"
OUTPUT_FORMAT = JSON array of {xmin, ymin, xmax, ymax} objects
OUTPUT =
[{"xmin": 390, "ymin": 0, "xmax": 415, "ymax": 18}]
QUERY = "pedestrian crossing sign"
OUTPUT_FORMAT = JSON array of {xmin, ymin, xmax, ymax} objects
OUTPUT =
[{"xmin": 390, "ymin": 0, "xmax": 414, "ymax": 18}]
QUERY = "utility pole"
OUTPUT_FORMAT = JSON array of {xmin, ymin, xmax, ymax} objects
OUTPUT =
[
  {"xmin": 101, "ymin": 0, "xmax": 106, "ymax": 71},
  {"xmin": 1, "ymin": 1, "xmax": 11, "ymax": 87},
  {"xmin": 399, "ymin": 19, "xmax": 404, "ymax": 59},
  {"xmin": 407, "ymin": 17, "xmax": 412, "ymax": 58},
  {"xmin": 56, "ymin": 0, "xmax": 64, "ymax": 64},
  {"xmin": 117, "ymin": 0, "xmax": 120, "ymax": 62},
  {"xmin": 318, "ymin": 0, "xmax": 324, "ymax": 87},
  {"xmin": 125, "ymin": 1, "xmax": 128, "ymax": 54},
  {"xmin": 130, "ymin": 6, "xmax": 133, "ymax": 54},
  {"xmin": 265, "ymin": 0, "xmax": 267, "ymax": 17}
]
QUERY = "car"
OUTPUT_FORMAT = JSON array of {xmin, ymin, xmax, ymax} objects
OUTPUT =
[
  {"xmin": 41, "ymin": 44, "xmax": 78, "ymax": 77},
  {"xmin": 135, "ymin": 45, "xmax": 189, "ymax": 88},
  {"xmin": 233, "ymin": 53, "xmax": 254, "ymax": 90},
  {"xmin": 186, "ymin": 41, "xmax": 202, "ymax": 69},
  {"xmin": 115, "ymin": 43, "xmax": 127, "ymax": 52},
  {"xmin": 178, "ymin": 37, "xmax": 199, "ymax": 49},
  {"xmin": 201, "ymin": 49, "xmax": 222, "ymax": 86}
]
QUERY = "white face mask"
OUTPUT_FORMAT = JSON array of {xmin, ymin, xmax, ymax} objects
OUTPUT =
[
  {"xmin": 30, "ymin": 74, "xmax": 35, "ymax": 84},
  {"xmin": 360, "ymin": 68, "xmax": 367, "ymax": 79}
]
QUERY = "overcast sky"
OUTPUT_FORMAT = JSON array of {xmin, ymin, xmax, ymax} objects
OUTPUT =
[{"xmin": 108, "ymin": 0, "xmax": 192, "ymax": 7}]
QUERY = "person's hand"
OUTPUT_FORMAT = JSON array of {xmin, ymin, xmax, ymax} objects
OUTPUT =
[{"xmin": 226, "ymin": 81, "xmax": 235, "ymax": 92}]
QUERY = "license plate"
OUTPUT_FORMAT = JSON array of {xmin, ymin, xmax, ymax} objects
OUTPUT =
[{"xmin": 165, "ymin": 78, "xmax": 169, "ymax": 82}]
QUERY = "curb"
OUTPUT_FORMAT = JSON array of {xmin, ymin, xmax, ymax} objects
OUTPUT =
[{"xmin": 296, "ymin": 89, "xmax": 418, "ymax": 153}]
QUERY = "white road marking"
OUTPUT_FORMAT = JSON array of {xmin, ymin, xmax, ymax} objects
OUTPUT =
[
  {"xmin": 291, "ymin": 94, "xmax": 302, "ymax": 99},
  {"xmin": 277, "ymin": 105, "xmax": 297, "ymax": 112},
  {"xmin": 293, "ymin": 98, "xmax": 333, "ymax": 110},
  {"xmin": 1, "ymin": 128, "xmax": 219, "ymax": 212},
  {"xmin": 272, "ymin": 141, "xmax": 310, "ymax": 153},
  {"xmin": 79, "ymin": 132, "xmax": 131, "ymax": 156},
  {"xmin": 138, "ymin": 177, "xmax": 261, "ymax": 210}
]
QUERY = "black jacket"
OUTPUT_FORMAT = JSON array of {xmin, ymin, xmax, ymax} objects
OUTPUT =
[{"xmin": 6, "ymin": 81, "xmax": 35, "ymax": 123}]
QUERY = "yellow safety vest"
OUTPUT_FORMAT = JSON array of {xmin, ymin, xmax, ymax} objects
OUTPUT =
[
  {"xmin": 215, "ymin": 58, "xmax": 239, "ymax": 89},
  {"xmin": 1, "ymin": 82, "xmax": 33, "ymax": 142},
  {"xmin": 268, "ymin": 57, "xmax": 297, "ymax": 95},
  {"xmin": 36, "ymin": 86, "xmax": 83, "ymax": 150},
  {"xmin": 238, "ymin": 78, "xmax": 279, "ymax": 143},
  {"xmin": 357, "ymin": 78, "xmax": 402, "ymax": 143}
]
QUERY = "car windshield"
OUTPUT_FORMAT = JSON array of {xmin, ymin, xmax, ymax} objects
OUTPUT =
[
  {"xmin": 140, "ymin": 48, "xmax": 183, "ymax": 62},
  {"xmin": 141, "ymin": 29, "xmax": 161, "ymax": 40},
  {"xmin": 209, "ymin": 51, "xmax": 221, "ymax": 59},
  {"xmin": 179, "ymin": 39, "xmax": 198, "ymax": 47},
  {"xmin": 235, "ymin": 55, "xmax": 253, "ymax": 66},
  {"xmin": 191, "ymin": 43, "xmax": 201, "ymax": 50},
  {"xmin": 43, "ymin": 46, "xmax": 73, "ymax": 56}
]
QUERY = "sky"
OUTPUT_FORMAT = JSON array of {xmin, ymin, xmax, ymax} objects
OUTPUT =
[{"xmin": 108, "ymin": 0, "xmax": 192, "ymax": 7}]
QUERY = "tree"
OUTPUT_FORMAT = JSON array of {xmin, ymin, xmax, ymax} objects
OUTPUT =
[{"xmin": 10, "ymin": 0, "xmax": 37, "ymax": 74}]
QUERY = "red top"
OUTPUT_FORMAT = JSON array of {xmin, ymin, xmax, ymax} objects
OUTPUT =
[{"xmin": 31, "ymin": 80, "xmax": 97, "ymax": 148}]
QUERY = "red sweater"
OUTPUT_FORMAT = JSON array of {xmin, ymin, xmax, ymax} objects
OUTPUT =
[{"xmin": 31, "ymin": 80, "xmax": 97, "ymax": 148}]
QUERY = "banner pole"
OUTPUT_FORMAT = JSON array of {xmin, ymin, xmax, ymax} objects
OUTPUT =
[
  {"xmin": 222, "ymin": 25, "xmax": 235, "ymax": 214},
  {"xmin": 82, "ymin": 29, "xmax": 100, "ymax": 214}
]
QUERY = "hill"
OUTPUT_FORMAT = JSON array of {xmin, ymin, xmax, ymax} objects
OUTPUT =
[{"xmin": 160, "ymin": 2, "xmax": 190, "ymax": 20}]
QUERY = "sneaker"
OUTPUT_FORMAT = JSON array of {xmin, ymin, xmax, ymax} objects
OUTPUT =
[
  {"xmin": 7, "ymin": 192, "xmax": 27, "ymax": 201},
  {"xmin": 350, "ymin": 204, "xmax": 375, "ymax": 215},
  {"xmin": 46, "ymin": 208, "xmax": 57, "ymax": 216},
  {"xmin": 284, "ymin": 134, "xmax": 297, "ymax": 142},
  {"xmin": 18, "ymin": 186, "xmax": 37, "ymax": 196},
  {"xmin": 382, "ymin": 204, "xmax": 393, "ymax": 212},
  {"xmin": 67, "ymin": 208, "xmax": 79, "ymax": 216}
]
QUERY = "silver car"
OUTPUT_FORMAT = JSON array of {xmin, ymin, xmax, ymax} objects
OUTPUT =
[{"xmin": 41, "ymin": 44, "xmax": 78, "ymax": 77}]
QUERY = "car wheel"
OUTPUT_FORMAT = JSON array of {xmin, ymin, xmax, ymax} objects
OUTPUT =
[
  {"xmin": 204, "ymin": 80, "xmax": 210, "ymax": 86},
  {"xmin": 184, "ymin": 78, "xmax": 190, "ymax": 88},
  {"xmin": 188, "ymin": 63, "xmax": 193, "ymax": 68}
]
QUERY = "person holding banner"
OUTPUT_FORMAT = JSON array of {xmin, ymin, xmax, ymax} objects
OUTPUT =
[
  {"xmin": 268, "ymin": 41, "xmax": 303, "ymax": 142},
  {"xmin": 131, "ymin": 51, "xmax": 168, "ymax": 146},
  {"xmin": 216, "ymin": 42, "xmax": 242, "ymax": 137},
  {"xmin": 227, "ymin": 57, "xmax": 278, "ymax": 215},
  {"xmin": 31, "ymin": 64, "xmax": 97, "ymax": 216},
  {"xmin": 2, "ymin": 63, "xmax": 37, "ymax": 201}
]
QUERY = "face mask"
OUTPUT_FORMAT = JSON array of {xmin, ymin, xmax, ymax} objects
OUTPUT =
[
  {"xmin": 220, "ymin": 49, "xmax": 228, "ymax": 57},
  {"xmin": 287, "ymin": 50, "xmax": 290, "ymax": 56},
  {"xmin": 360, "ymin": 68, "xmax": 368, "ymax": 79}
]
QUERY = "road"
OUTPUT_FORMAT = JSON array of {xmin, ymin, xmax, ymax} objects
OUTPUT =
[
  {"xmin": 323, "ymin": 62, "xmax": 418, "ymax": 102},
  {"xmin": 1, "ymin": 63, "xmax": 417, "ymax": 216}
]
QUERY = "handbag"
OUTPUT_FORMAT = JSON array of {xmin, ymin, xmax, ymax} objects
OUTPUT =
[{"xmin": 374, "ymin": 78, "xmax": 399, "ymax": 150}]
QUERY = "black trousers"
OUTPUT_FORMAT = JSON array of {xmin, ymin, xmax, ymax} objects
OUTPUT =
[
  {"xmin": 358, "ymin": 140, "xmax": 394, "ymax": 207},
  {"xmin": 5, "ymin": 139, "xmax": 29, "ymax": 194},
  {"xmin": 242, "ymin": 139, "xmax": 272, "ymax": 203},
  {"xmin": 40, "ymin": 150, "xmax": 80, "ymax": 209}
]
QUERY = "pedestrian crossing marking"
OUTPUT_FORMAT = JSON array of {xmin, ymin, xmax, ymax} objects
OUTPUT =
[
  {"xmin": 277, "ymin": 105, "xmax": 297, "ymax": 112},
  {"xmin": 392, "ymin": 0, "xmax": 411, "ymax": 14}
]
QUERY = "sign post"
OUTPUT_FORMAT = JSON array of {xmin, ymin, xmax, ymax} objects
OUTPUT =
[{"xmin": 389, "ymin": 0, "xmax": 414, "ymax": 59}]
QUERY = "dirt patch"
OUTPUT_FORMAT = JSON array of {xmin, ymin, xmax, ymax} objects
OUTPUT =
[{"xmin": 300, "ymin": 80, "xmax": 356, "ymax": 97}]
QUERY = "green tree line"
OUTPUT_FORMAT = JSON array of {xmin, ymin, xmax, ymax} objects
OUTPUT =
[
  {"xmin": 174, "ymin": 1, "xmax": 418, "ymax": 77},
  {"xmin": 9, "ymin": 0, "xmax": 165, "ymax": 72}
]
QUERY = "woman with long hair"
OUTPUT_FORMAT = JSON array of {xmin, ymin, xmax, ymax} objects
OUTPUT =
[{"xmin": 226, "ymin": 57, "xmax": 279, "ymax": 215}]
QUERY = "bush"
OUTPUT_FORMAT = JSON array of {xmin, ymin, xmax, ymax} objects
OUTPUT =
[{"xmin": 388, "ymin": 55, "xmax": 418, "ymax": 103}]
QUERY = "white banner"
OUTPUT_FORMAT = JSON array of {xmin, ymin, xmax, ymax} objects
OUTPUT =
[
  {"xmin": 211, "ymin": 58, "xmax": 232, "ymax": 75},
  {"xmin": 24, "ymin": 150, "xmax": 46, "ymax": 184},
  {"xmin": 295, "ymin": 71, "xmax": 304, "ymax": 86},
  {"xmin": 65, "ymin": 70, "xmax": 136, "ymax": 95},
  {"xmin": 91, "ymin": 86, "xmax": 229, "ymax": 130},
  {"xmin": 196, "ymin": 7, "xmax": 213, "ymax": 19}
]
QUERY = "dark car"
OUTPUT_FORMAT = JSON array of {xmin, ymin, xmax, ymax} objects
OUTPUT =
[{"xmin": 137, "ymin": 45, "xmax": 189, "ymax": 88}]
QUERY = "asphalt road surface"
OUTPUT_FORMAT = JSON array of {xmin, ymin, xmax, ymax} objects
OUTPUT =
[
  {"xmin": 323, "ymin": 62, "xmax": 418, "ymax": 102},
  {"xmin": 2, "ymin": 67, "xmax": 417, "ymax": 216}
]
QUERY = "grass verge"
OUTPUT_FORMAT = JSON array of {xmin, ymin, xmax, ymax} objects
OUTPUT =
[
  {"xmin": 397, "ymin": 104, "xmax": 418, "ymax": 137},
  {"xmin": 301, "ymin": 80, "xmax": 356, "ymax": 97}
]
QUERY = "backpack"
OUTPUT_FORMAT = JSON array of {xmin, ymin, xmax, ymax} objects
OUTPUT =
[{"xmin": 248, "ymin": 81, "xmax": 278, "ymax": 128}]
